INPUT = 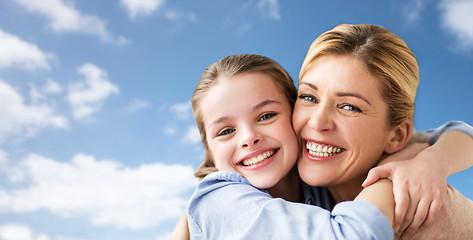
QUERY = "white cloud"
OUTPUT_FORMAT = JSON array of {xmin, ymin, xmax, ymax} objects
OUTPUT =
[
  {"xmin": 0, "ymin": 29, "xmax": 53, "ymax": 71},
  {"xmin": 13, "ymin": 0, "xmax": 127, "ymax": 45},
  {"xmin": 163, "ymin": 126, "xmax": 176, "ymax": 136},
  {"xmin": 0, "ymin": 150, "xmax": 7, "ymax": 166},
  {"xmin": 0, "ymin": 153, "xmax": 197, "ymax": 230},
  {"xmin": 237, "ymin": 24, "xmax": 252, "ymax": 35},
  {"xmin": 402, "ymin": 0, "xmax": 427, "ymax": 22},
  {"xmin": 125, "ymin": 98, "xmax": 150, "ymax": 112},
  {"xmin": 29, "ymin": 79, "xmax": 62, "ymax": 104},
  {"xmin": 67, "ymin": 63, "xmax": 119, "ymax": 119},
  {"xmin": 0, "ymin": 81, "xmax": 68, "ymax": 144},
  {"xmin": 120, "ymin": 0, "xmax": 164, "ymax": 19},
  {"xmin": 169, "ymin": 102, "xmax": 191, "ymax": 120},
  {"xmin": 0, "ymin": 223, "xmax": 82, "ymax": 240},
  {"xmin": 0, "ymin": 223, "xmax": 49, "ymax": 240},
  {"xmin": 163, "ymin": 9, "xmax": 197, "ymax": 22},
  {"xmin": 182, "ymin": 125, "xmax": 200, "ymax": 144},
  {"xmin": 439, "ymin": 0, "xmax": 473, "ymax": 50},
  {"xmin": 258, "ymin": 0, "xmax": 280, "ymax": 20},
  {"xmin": 156, "ymin": 233, "xmax": 172, "ymax": 240},
  {"xmin": 43, "ymin": 79, "xmax": 62, "ymax": 94}
]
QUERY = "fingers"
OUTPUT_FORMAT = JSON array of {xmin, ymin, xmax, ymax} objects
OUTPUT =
[
  {"xmin": 400, "ymin": 198, "xmax": 430, "ymax": 239},
  {"xmin": 395, "ymin": 195, "xmax": 417, "ymax": 239},
  {"xmin": 394, "ymin": 181, "xmax": 420, "ymax": 237},
  {"xmin": 423, "ymin": 195, "xmax": 443, "ymax": 226},
  {"xmin": 393, "ymin": 180, "xmax": 409, "ymax": 232},
  {"xmin": 362, "ymin": 166, "xmax": 390, "ymax": 187}
]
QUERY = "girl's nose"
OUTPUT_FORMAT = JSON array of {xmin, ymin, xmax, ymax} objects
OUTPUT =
[{"xmin": 240, "ymin": 127, "xmax": 262, "ymax": 148}]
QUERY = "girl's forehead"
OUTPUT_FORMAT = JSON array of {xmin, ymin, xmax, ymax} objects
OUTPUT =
[
  {"xmin": 200, "ymin": 73, "xmax": 290, "ymax": 123},
  {"xmin": 218, "ymin": 72, "xmax": 286, "ymax": 98}
]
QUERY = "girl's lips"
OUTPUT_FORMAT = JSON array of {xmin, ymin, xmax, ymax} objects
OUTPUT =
[
  {"xmin": 303, "ymin": 139, "xmax": 345, "ymax": 162},
  {"xmin": 238, "ymin": 148, "xmax": 279, "ymax": 170}
]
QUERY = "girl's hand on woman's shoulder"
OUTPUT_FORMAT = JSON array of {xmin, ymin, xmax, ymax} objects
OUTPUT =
[{"xmin": 362, "ymin": 143, "xmax": 448, "ymax": 239}]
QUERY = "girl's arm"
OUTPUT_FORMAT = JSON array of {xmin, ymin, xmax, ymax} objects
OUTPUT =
[
  {"xmin": 363, "ymin": 121, "xmax": 473, "ymax": 239},
  {"xmin": 188, "ymin": 171, "xmax": 394, "ymax": 239},
  {"xmin": 355, "ymin": 179, "xmax": 394, "ymax": 226},
  {"xmin": 170, "ymin": 213, "xmax": 189, "ymax": 240}
]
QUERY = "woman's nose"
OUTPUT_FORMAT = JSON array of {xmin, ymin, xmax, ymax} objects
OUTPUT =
[{"xmin": 307, "ymin": 104, "xmax": 335, "ymax": 132}]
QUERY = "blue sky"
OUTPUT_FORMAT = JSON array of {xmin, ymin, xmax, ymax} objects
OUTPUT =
[{"xmin": 0, "ymin": 0, "xmax": 472, "ymax": 239}]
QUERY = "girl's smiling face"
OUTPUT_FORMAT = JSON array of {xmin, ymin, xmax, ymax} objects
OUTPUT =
[
  {"xmin": 293, "ymin": 55, "xmax": 397, "ymax": 190},
  {"xmin": 200, "ymin": 72, "xmax": 298, "ymax": 189}
]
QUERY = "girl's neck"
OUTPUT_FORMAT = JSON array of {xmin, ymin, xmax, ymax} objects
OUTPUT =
[
  {"xmin": 266, "ymin": 166, "xmax": 302, "ymax": 203},
  {"xmin": 326, "ymin": 174, "xmax": 366, "ymax": 203}
]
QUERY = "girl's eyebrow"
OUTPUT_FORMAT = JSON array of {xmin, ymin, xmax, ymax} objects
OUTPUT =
[
  {"xmin": 299, "ymin": 81, "xmax": 371, "ymax": 105},
  {"xmin": 208, "ymin": 99, "xmax": 280, "ymax": 128},
  {"xmin": 253, "ymin": 99, "xmax": 280, "ymax": 111},
  {"xmin": 208, "ymin": 116, "xmax": 230, "ymax": 128}
]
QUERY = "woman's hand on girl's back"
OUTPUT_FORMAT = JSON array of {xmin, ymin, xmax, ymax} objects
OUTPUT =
[{"xmin": 363, "ymin": 143, "xmax": 448, "ymax": 239}]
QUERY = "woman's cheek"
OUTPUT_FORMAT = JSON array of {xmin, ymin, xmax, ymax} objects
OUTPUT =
[{"xmin": 292, "ymin": 107, "xmax": 306, "ymax": 135}]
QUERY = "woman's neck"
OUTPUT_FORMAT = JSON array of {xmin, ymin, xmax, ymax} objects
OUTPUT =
[
  {"xmin": 326, "ymin": 173, "xmax": 367, "ymax": 203},
  {"xmin": 266, "ymin": 166, "xmax": 303, "ymax": 203}
]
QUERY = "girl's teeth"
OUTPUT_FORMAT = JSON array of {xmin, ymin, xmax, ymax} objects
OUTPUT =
[
  {"xmin": 306, "ymin": 142, "xmax": 343, "ymax": 157},
  {"xmin": 242, "ymin": 150, "xmax": 275, "ymax": 166}
]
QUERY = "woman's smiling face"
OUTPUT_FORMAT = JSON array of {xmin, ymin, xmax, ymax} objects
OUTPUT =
[
  {"xmin": 293, "ymin": 55, "xmax": 395, "ymax": 188},
  {"xmin": 200, "ymin": 72, "xmax": 299, "ymax": 190}
]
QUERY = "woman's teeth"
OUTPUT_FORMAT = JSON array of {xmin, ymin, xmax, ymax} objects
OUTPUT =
[
  {"xmin": 241, "ymin": 150, "xmax": 275, "ymax": 166},
  {"xmin": 306, "ymin": 142, "xmax": 344, "ymax": 157}
]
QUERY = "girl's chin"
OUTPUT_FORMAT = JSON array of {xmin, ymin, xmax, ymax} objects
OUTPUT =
[{"xmin": 246, "ymin": 177, "xmax": 279, "ymax": 190}]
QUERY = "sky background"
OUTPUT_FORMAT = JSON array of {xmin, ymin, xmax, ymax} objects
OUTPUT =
[{"xmin": 0, "ymin": 0, "xmax": 472, "ymax": 239}]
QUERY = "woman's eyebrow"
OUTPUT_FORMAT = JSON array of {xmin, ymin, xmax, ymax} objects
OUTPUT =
[
  {"xmin": 300, "ymin": 81, "xmax": 371, "ymax": 106},
  {"xmin": 336, "ymin": 92, "xmax": 372, "ymax": 105},
  {"xmin": 299, "ymin": 81, "xmax": 317, "ymax": 90}
]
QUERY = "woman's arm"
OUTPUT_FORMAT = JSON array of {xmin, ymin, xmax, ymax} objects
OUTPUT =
[
  {"xmin": 427, "ymin": 130, "xmax": 473, "ymax": 176},
  {"xmin": 170, "ymin": 213, "xmax": 189, "ymax": 240},
  {"xmin": 363, "ymin": 121, "xmax": 473, "ymax": 239}
]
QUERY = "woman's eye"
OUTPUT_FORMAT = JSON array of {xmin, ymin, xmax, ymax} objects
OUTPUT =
[
  {"xmin": 298, "ymin": 94, "xmax": 318, "ymax": 103},
  {"xmin": 340, "ymin": 104, "xmax": 362, "ymax": 113},
  {"xmin": 258, "ymin": 113, "xmax": 277, "ymax": 121},
  {"xmin": 217, "ymin": 128, "xmax": 235, "ymax": 137}
]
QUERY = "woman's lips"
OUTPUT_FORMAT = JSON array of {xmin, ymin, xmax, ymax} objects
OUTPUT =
[{"xmin": 304, "ymin": 140, "xmax": 345, "ymax": 161}]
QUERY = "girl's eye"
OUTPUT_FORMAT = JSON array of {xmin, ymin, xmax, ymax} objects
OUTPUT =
[
  {"xmin": 298, "ymin": 94, "xmax": 318, "ymax": 103},
  {"xmin": 339, "ymin": 104, "xmax": 362, "ymax": 115},
  {"xmin": 258, "ymin": 113, "xmax": 277, "ymax": 121},
  {"xmin": 217, "ymin": 128, "xmax": 235, "ymax": 137}
]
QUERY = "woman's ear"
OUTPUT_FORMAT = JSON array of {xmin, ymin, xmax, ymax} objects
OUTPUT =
[{"xmin": 384, "ymin": 119, "xmax": 412, "ymax": 154}]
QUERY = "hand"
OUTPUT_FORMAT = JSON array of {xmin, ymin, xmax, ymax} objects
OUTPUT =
[{"xmin": 362, "ymin": 143, "xmax": 448, "ymax": 239}]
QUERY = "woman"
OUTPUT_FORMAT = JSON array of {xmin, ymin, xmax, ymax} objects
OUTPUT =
[{"xmin": 293, "ymin": 24, "xmax": 473, "ymax": 239}]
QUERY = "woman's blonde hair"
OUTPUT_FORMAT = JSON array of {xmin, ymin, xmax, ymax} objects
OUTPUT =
[
  {"xmin": 300, "ymin": 24, "xmax": 419, "ymax": 127},
  {"xmin": 191, "ymin": 54, "xmax": 297, "ymax": 179}
]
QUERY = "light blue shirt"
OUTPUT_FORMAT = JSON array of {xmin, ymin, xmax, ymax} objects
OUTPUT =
[
  {"xmin": 422, "ymin": 120, "xmax": 473, "ymax": 145},
  {"xmin": 187, "ymin": 171, "xmax": 393, "ymax": 239}
]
